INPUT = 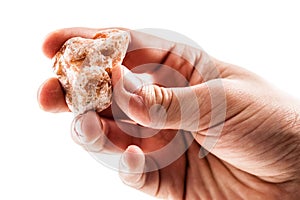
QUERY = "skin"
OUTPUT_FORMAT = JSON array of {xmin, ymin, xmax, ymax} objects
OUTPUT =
[{"xmin": 38, "ymin": 27, "xmax": 300, "ymax": 199}]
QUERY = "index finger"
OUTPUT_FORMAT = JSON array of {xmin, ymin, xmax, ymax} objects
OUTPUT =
[
  {"xmin": 42, "ymin": 27, "xmax": 102, "ymax": 58},
  {"xmin": 42, "ymin": 27, "xmax": 202, "ymax": 76}
]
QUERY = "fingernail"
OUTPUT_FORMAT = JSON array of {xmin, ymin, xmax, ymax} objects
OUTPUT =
[
  {"xmin": 120, "ymin": 157, "xmax": 129, "ymax": 173},
  {"xmin": 119, "ymin": 146, "xmax": 146, "ymax": 188},
  {"xmin": 122, "ymin": 67, "xmax": 144, "ymax": 93},
  {"xmin": 120, "ymin": 146, "xmax": 145, "ymax": 174},
  {"xmin": 120, "ymin": 147, "xmax": 131, "ymax": 173},
  {"xmin": 72, "ymin": 114, "xmax": 84, "ymax": 139}
]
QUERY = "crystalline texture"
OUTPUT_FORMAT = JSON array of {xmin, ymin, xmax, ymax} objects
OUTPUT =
[{"xmin": 53, "ymin": 29, "xmax": 130, "ymax": 115}]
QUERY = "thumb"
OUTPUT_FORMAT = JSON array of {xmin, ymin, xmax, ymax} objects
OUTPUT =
[{"xmin": 112, "ymin": 65, "xmax": 225, "ymax": 131}]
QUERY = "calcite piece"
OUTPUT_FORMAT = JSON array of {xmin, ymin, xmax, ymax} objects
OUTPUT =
[{"xmin": 53, "ymin": 29, "xmax": 130, "ymax": 115}]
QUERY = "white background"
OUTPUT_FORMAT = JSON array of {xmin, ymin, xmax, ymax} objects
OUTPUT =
[{"xmin": 0, "ymin": 0, "xmax": 299, "ymax": 199}]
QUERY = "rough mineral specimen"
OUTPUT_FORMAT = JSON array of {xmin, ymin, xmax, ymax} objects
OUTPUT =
[{"xmin": 53, "ymin": 29, "xmax": 130, "ymax": 115}]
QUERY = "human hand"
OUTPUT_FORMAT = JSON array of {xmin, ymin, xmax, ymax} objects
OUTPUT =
[{"xmin": 38, "ymin": 27, "xmax": 300, "ymax": 199}]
